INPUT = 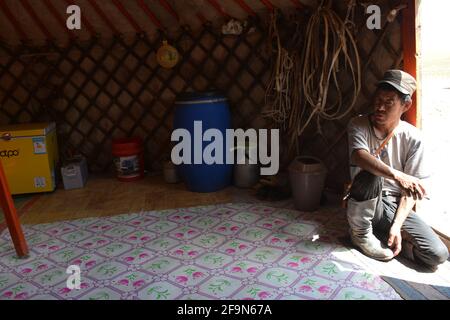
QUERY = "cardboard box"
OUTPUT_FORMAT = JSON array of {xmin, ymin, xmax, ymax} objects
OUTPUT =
[{"xmin": 0, "ymin": 122, "xmax": 58, "ymax": 194}]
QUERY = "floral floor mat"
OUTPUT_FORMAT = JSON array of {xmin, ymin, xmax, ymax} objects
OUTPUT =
[{"xmin": 0, "ymin": 203, "xmax": 401, "ymax": 300}]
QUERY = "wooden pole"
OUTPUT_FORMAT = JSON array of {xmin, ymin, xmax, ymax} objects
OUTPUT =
[
  {"xmin": 207, "ymin": 0, "xmax": 230, "ymax": 18},
  {"xmin": 158, "ymin": 0, "xmax": 180, "ymax": 23},
  {"xmin": 233, "ymin": 0, "xmax": 257, "ymax": 16},
  {"xmin": 136, "ymin": 0, "xmax": 163, "ymax": 30},
  {"xmin": 43, "ymin": 0, "xmax": 76, "ymax": 41},
  {"xmin": 0, "ymin": 161, "xmax": 29, "ymax": 258},
  {"xmin": 113, "ymin": 0, "xmax": 144, "ymax": 33},
  {"xmin": 19, "ymin": 0, "xmax": 54, "ymax": 41},
  {"xmin": 402, "ymin": 0, "xmax": 420, "ymax": 128},
  {"xmin": 87, "ymin": 0, "xmax": 120, "ymax": 35},
  {"xmin": 0, "ymin": 0, "xmax": 29, "ymax": 42},
  {"xmin": 260, "ymin": 0, "xmax": 275, "ymax": 12}
]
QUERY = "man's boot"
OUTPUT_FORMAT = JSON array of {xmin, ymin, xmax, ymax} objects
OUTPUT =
[{"xmin": 347, "ymin": 197, "xmax": 394, "ymax": 261}]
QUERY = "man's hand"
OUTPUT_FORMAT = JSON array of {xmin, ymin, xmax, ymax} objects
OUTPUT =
[
  {"xmin": 392, "ymin": 170, "xmax": 427, "ymax": 200},
  {"xmin": 388, "ymin": 224, "xmax": 402, "ymax": 256}
]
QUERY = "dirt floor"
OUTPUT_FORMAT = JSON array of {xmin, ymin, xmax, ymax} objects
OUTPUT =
[{"xmin": 19, "ymin": 174, "xmax": 235, "ymax": 225}]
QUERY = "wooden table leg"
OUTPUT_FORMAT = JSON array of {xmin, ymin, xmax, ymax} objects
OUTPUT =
[{"xmin": 0, "ymin": 161, "xmax": 29, "ymax": 258}]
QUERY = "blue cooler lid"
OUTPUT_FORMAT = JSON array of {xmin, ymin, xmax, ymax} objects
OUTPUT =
[{"xmin": 175, "ymin": 91, "xmax": 227, "ymax": 105}]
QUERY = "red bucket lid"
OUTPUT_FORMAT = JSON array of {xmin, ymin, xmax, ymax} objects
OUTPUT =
[{"xmin": 112, "ymin": 137, "xmax": 142, "ymax": 146}]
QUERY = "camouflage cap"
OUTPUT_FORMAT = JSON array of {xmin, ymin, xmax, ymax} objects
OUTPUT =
[{"xmin": 378, "ymin": 69, "xmax": 417, "ymax": 96}]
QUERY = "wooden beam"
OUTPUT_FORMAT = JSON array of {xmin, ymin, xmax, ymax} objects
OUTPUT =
[
  {"xmin": 0, "ymin": 161, "xmax": 28, "ymax": 258},
  {"xmin": 158, "ymin": 0, "xmax": 180, "ymax": 23},
  {"xmin": 43, "ymin": 0, "xmax": 76, "ymax": 41},
  {"xmin": 290, "ymin": 0, "xmax": 304, "ymax": 9},
  {"xmin": 113, "ymin": 0, "xmax": 143, "ymax": 33},
  {"xmin": 0, "ymin": 0, "xmax": 28, "ymax": 41},
  {"xmin": 19, "ymin": 0, "xmax": 54, "ymax": 41},
  {"xmin": 136, "ymin": 0, "xmax": 163, "ymax": 30},
  {"xmin": 233, "ymin": 0, "xmax": 257, "ymax": 16},
  {"xmin": 402, "ymin": 0, "xmax": 420, "ymax": 128},
  {"xmin": 207, "ymin": 0, "xmax": 230, "ymax": 18},
  {"xmin": 260, "ymin": 0, "xmax": 275, "ymax": 11},
  {"xmin": 87, "ymin": 0, "xmax": 120, "ymax": 36}
]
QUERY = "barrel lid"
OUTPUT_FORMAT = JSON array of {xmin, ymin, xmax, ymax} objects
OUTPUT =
[{"xmin": 176, "ymin": 91, "xmax": 227, "ymax": 103}]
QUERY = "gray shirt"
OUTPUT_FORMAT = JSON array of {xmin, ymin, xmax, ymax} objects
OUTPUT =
[{"xmin": 348, "ymin": 115, "xmax": 430, "ymax": 195}]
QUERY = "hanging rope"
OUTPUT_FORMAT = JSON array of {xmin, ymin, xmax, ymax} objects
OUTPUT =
[
  {"xmin": 264, "ymin": 0, "xmax": 361, "ymax": 156},
  {"xmin": 263, "ymin": 11, "xmax": 297, "ymax": 131},
  {"xmin": 297, "ymin": 0, "xmax": 361, "ymax": 136}
]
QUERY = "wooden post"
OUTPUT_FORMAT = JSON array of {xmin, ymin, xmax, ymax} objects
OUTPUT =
[
  {"xmin": 0, "ymin": 161, "xmax": 29, "ymax": 258},
  {"xmin": 402, "ymin": 0, "xmax": 421, "ymax": 128}
]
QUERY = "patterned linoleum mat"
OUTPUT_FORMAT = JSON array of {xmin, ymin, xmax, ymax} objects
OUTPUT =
[{"xmin": 0, "ymin": 203, "xmax": 401, "ymax": 300}]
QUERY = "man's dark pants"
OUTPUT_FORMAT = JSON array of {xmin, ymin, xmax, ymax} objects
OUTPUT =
[{"xmin": 350, "ymin": 171, "xmax": 449, "ymax": 268}]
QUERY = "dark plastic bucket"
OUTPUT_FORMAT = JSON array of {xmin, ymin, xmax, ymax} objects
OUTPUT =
[
  {"xmin": 173, "ymin": 91, "xmax": 232, "ymax": 192},
  {"xmin": 288, "ymin": 156, "xmax": 327, "ymax": 211}
]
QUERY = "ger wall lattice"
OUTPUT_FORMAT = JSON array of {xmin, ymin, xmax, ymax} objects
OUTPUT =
[{"xmin": 0, "ymin": 3, "xmax": 404, "ymax": 192}]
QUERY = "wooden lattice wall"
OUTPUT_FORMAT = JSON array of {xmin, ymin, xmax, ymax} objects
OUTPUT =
[
  {"xmin": 0, "ymin": 19, "xmax": 271, "ymax": 173},
  {"xmin": 0, "ymin": 0, "xmax": 405, "ymax": 193}
]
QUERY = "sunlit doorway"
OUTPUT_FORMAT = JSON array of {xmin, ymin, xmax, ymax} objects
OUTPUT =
[{"xmin": 419, "ymin": 0, "xmax": 450, "ymax": 237}]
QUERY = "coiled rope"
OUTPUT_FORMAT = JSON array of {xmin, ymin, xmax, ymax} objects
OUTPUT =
[
  {"xmin": 264, "ymin": 0, "xmax": 361, "ymax": 155},
  {"xmin": 298, "ymin": 0, "xmax": 361, "ymax": 134}
]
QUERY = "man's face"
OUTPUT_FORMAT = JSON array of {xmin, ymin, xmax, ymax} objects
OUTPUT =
[{"xmin": 372, "ymin": 89, "xmax": 409, "ymax": 126}]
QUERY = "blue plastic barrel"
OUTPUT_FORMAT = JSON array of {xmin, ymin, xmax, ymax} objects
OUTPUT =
[{"xmin": 173, "ymin": 91, "xmax": 232, "ymax": 192}]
